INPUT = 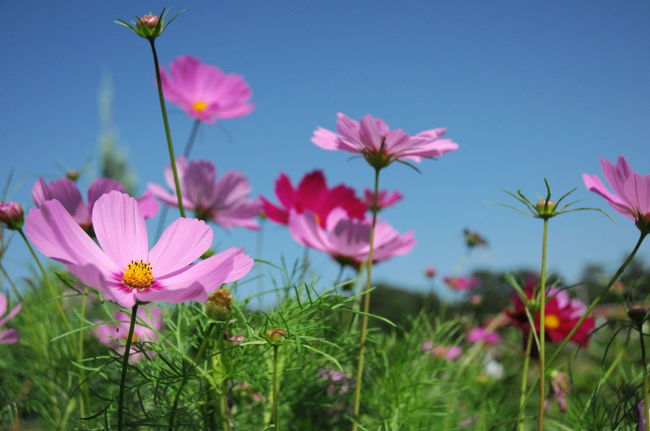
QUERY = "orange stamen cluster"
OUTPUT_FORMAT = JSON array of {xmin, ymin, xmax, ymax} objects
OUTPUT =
[
  {"xmin": 122, "ymin": 260, "xmax": 154, "ymax": 289},
  {"xmin": 544, "ymin": 314, "xmax": 560, "ymax": 330},
  {"xmin": 192, "ymin": 100, "xmax": 208, "ymax": 112}
]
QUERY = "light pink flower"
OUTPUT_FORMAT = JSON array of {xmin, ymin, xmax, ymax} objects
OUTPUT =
[
  {"xmin": 467, "ymin": 327, "xmax": 501, "ymax": 345},
  {"xmin": 159, "ymin": 55, "xmax": 254, "ymax": 123},
  {"xmin": 583, "ymin": 156, "xmax": 650, "ymax": 230},
  {"xmin": 363, "ymin": 188, "xmax": 403, "ymax": 211},
  {"xmin": 288, "ymin": 208, "xmax": 415, "ymax": 268},
  {"xmin": 444, "ymin": 276, "xmax": 479, "ymax": 291},
  {"xmin": 94, "ymin": 307, "xmax": 162, "ymax": 363},
  {"xmin": 149, "ymin": 157, "xmax": 261, "ymax": 230},
  {"xmin": 32, "ymin": 177, "xmax": 158, "ymax": 231},
  {"xmin": 422, "ymin": 341, "xmax": 462, "ymax": 360},
  {"xmin": 24, "ymin": 191, "xmax": 253, "ymax": 308},
  {"xmin": 312, "ymin": 113, "xmax": 458, "ymax": 168},
  {"xmin": 0, "ymin": 292, "xmax": 21, "ymax": 344}
]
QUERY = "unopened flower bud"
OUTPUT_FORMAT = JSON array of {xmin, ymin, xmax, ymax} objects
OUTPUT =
[
  {"xmin": 136, "ymin": 14, "xmax": 160, "ymax": 30},
  {"xmin": 0, "ymin": 202, "xmax": 24, "ymax": 230},
  {"xmin": 628, "ymin": 307, "xmax": 647, "ymax": 328},
  {"xmin": 536, "ymin": 199, "xmax": 557, "ymax": 218},
  {"xmin": 201, "ymin": 248, "xmax": 215, "ymax": 259},
  {"xmin": 205, "ymin": 288, "xmax": 232, "ymax": 321},
  {"xmin": 425, "ymin": 266, "xmax": 437, "ymax": 279},
  {"xmin": 266, "ymin": 328, "xmax": 286, "ymax": 344},
  {"xmin": 66, "ymin": 170, "xmax": 80, "ymax": 181}
]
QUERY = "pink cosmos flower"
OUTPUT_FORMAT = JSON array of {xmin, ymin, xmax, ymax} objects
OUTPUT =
[
  {"xmin": 261, "ymin": 170, "xmax": 366, "ymax": 227},
  {"xmin": 0, "ymin": 292, "xmax": 21, "ymax": 344},
  {"xmin": 444, "ymin": 276, "xmax": 479, "ymax": 291},
  {"xmin": 312, "ymin": 113, "xmax": 459, "ymax": 168},
  {"xmin": 149, "ymin": 157, "xmax": 261, "ymax": 230},
  {"xmin": 467, "ymin": 327, "xmax": 501, "ymax": 345},
  {"xmin": 159, "ymin": 55, "xmax": 254, "ymax": 123},
  {"xmin": 422, "ymin": 341, "xmax": 462, "ymax": 360},
  {"xmin": 94, "ymin": 307, "xmax": 162, "ymax": 363},
  {"xmin": 32, "ymin": 177, "xmax": 158, "ymax": 232},
  {"xmin": 363, "ymin": 188, "xmax": 403, "ymax": 211},
  {"xmin": 288, "ymin": 208, "xmax": 415, "ymax": 268},
  {"xmin": 583, "ymin": 156, "xmax": 650, "ymax": 230},
  {"xmin": 24, "ymin": 191, "xmax": 253, "ymax": 308}
]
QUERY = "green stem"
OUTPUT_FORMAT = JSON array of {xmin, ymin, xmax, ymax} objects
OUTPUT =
[
  {"xmin": 182, "ymin": 119, "xmax": 202, "ymax": 157},
  {"xmin": 148, "ymin": 38, "xmax": 185, "ymax": 218},
  {"xmin": 352, "ymin": 167, "xmax": 381, "ymax": 431},
  {"xmin": 272, "ymin": 345, "xmax": 280, "ymax": 431},
  {"xmin": 0, "ymin": 262, "xmax": 22, "ymax": 301},
  {"xmin": 18, "ymin": 229, "xmax": 71, "ymax": 331},
  {"xmin": 518, "ymin": 331, "xmax": 533, "ymax": 431},
  {"xmin": 538, "ymin": 218, "xmax": 549, "ymax": 431},
  {"xmin": 641, "ymin": 326, "xmax": 650, "ymax": 431},
  {"xmin": 117, "ymin": 303, "xmax": 139, "ymax": 431},
  {"xmin": 547, "ymin": 232, "xmax": 647, "ymax": 370},
  {"xmin": 78, "ymin": 287, "xmax": 89, "ymax": 418}
]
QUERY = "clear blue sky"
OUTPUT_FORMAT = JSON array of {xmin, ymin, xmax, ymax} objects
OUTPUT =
[{"xmin": 1, "ymin": 0, "xmax": 649, "ymax": 299}]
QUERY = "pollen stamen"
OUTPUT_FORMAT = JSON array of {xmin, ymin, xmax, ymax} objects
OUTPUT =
[
  {"xmin": 192, "ymin": 100, "xmax": 208, "ymax": 112},
  {"xmin": 122, "ymin": 260, "xmax": 154, "ymax": 290}
]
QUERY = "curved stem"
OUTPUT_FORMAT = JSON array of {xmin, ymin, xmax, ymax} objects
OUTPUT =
[
  {"xmin": 148, "ymin": 38, "xmax": 185, "ymax": 218},
  {"xmin": 272, "ymin": 345, "xmax": 280, "ymax": 431},
  {"xmin": 352, "ymin": 167, "xmax": 381, "ymax": 431},
  {"xmin": 538, "ymin": 218, "xmax": 549, "ymax": 431},
  {"xmin": 182, "ymin": 119, "xmax": 202, "ymax": 157},
  {"xmin": 117, "ymin": 303, "xmax": 139, "ymax": 431}
]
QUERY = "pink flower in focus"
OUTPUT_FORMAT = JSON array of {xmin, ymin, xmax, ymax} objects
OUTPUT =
[
  {"xmin": 422, "ymin": 341, "xmax": 462, "ymax": 360},
  {"xmin": 94, "ymin": 307, "xmax": 162, "ymax": 363},
  {"xmin": 289, "ymin": 208, "xmax": 415, "ymax": 268},
  {"xmin": 312, "ymin": 113, "xmax": 458, "ymax": 169},
  {"xmin": 24, "ymin": 191, "xmax": 253, "ymax": 308},
  {"xmin": 467, "ymin": 327, "xmax": 501, "ymax": 345},
  {"xmin": 149, "ymin": 157, "xmax": 261, "ymax": 230},
  {"xmin": 583, "ymin": 156, "xmax": 650, "ymax": 231},
  {"xmin": 32, "ymin": 177, "xmax": 158, "ymax": 232},
  {"xmin": 261, "ymin": 170, "xmax": 366, "ymax": 227},
  {"xmin": 0, "ymin": 292, "xmax": 21, "ymax": 344},
  {"xmin": 363, "ymin": 188, "xmax": 403, "ymax": 211},
  {"xmin": 159, "ymin": 55, "xmax": 254, "ymax": 123},
  {"xmin": 444, "ymin": 276, "xmax": 479, "ymax": 291}
]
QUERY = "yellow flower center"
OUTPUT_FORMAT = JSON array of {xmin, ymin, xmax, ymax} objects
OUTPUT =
[
  {"xmin": 122, "ymin": 260, "xmax": 154, "ymax": 289},
  {"xmin": 544, "ymin": 314, "xmax": 560, "ymax": 330},
  {"xmin": 192, "ymin": 100, "xmax": 208, "ymax": 112}
]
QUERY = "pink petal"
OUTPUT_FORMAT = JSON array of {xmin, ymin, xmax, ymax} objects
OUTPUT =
[
  {"xmin": 136, "ymin": 190, "xmax": 160, "ymax": 219},
  {"xmin": 149, "ymin": 218, "xmax": 213, "ymax": 276},
  {"xmin": 274, "ymin": 173, "xmax": 296, "ymax": 210},
  {"xmin": 0, "ymin": 329, "xmax": 19, "ymax": 344},
  {"xmin": 0, "ymin": 304, "xmax": 21, "ymax": 328},
  {"xmin": 32, "ymin": 177, "xmax": 89, "ymax": 225},
  {"xmin": 87, "ymin": 178, "xmax": 124, "ymax": 213}
]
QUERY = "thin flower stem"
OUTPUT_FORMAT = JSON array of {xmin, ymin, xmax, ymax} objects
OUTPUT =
[
  {"xmin": 117, "ymin": 303, "xmax": 139, "ymax": 431},
  {"xmin": 18, "ymin": 229, "xmax": 71, "ymax": 331},
  {"xmin": 546, "ymin": 231, "xmax": 647, "ymax": 370},
  {"xmin": 182, "ymin": 119, "xmax": 202, "ymax": 157},
  {"xmin": 538, "ymin": 218, "xmax": 549, "ymax": 431},
  {"xmin": 0, "ymin": 262, "xmax": 22, "ymax": 301},
  {"xmin": 517, "ymin": 331, "xmax": 533, "ymax": 431},
  {"xmin": 352, "ymin": 166, "xmax": 381, "ymax": 431},
  {"xmin": 272, "ymin": 344, "xmax": 280, "ymax": 431},
  {"xmin": 640, "ymin": 327, "xmax": 650, "ymax": 431},
  {"xmin": 148, "ymin": 38, "xmax": 185, "ymax": 218},
  {"xmin": 78, "ymin": 287, "xmax": 90, "ymax": 417}
]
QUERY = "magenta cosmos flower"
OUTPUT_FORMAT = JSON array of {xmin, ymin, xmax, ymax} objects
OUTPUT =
[
  {"xmin": 363, "ymin": 188, "xmax": 403, "ymax": 211},
  {"xmin": 289, "ymin": 208, "xmax": 414, "ymax": 268},
  {"xmin": 422, "ymin": 341, "xmax": 462, "ymax": 360},
  {"xmin": 33, "ymin": 177, "xmax": 158, "ymax": 232},
  {"xmin": 159, "ymin": 55, "xmax": 254, "ymax": 123},
  {"xmin": 443, "ymin": 276, "xmax": 479, "ymax": 291},
  {"xmin": 583, "ymin": 156, "xmax": 650, "ymax": 232},
  {"xmin": 261, "ymin": 170, "xmax": 366, "ymax": 227},
  {"xmin": 312, "ymin": 113, "xmax": 459, "ymax": 169},
  {"xmin": 24, "ymin": 191, "xmax": 253, "ymax": 308},
  {"xmin": 467, "ymin": 327, "xmax": 501, "ymax": 345},
  {"xmin": 149, "ymin": 157, "xmax": 261, "ymax": 230},
  {"xmin": 94, "ymin": 307, "xmax": 162, "ymax": 363},
  {"xmin": 0, "ymin": 292, "xmax": 21, "ymax": 344}
]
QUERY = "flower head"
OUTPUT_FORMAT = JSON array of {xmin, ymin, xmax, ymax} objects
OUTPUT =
[
  {"xmin": 467, "ymin": 327, "xmax": 501, "ymax": 345},
  {"xmin": 25, "ymin": 191, "xmax": 253, "ymax": 308},
  {"xmin": 424, "ymin": 266, "xmax": 437, "ymax": 279},
  {"xmin": 94, "ymin": 307, "xmax": 162, "ymax": 363},
  {"xmin": 312, "ymin": 113, "xmax": 458, "ymax": 169},
  {"xmin": 149, "ymin": 157, "xmax": 261, "ymax": 230},
  {"xmin": 463, "ymin": 228, "xmax": 488, "ymax": 248},
  {"xmin": 444, "ymin": 276, "xmax": 479, "ymax": 291},
  {"xmin": 507, "ymin": 277, "xmax": 595, "ymax": 346},
  {"xmin": 159, "ymin": 55, "xmax": 254, "ymax": 123},
  {"xmin": 261, "ymin": 170, "xmax": 366, "ymax": 227},
  {"xmin": 205, "ymin": 288, "xmax": 233, "ymax": 321},
  {"xmin": 0, "ymin": 202, "xmax": 24, "ymax": 230},
  {"xmin": 33, "ymin": 177, "xmax": 158, "ymax": 232},
  {"xmin": 115, "ymin": 9, "xmax": 180, "ymax": 40},
  {"xmin": 0, "ymin": 292, "xmax": 21, "ymax": 344},
  {"xmin": 363, "ymin": 188, "xmax": 403, "ymax": 212},
  {"xmin": 289, "ymin": 208, "xmax": 415, "ymax": 268},
  {"xmin": 422, "ymin": 341, "xmax": 462, "ymax": 360},
  {"xmin": 583, "ymin": 156, "xmax": 650, "ymax": 233}
]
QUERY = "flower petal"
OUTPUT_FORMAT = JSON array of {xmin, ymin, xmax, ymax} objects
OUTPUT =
[{"xmin": 149, "ymin": 218, "xmax": 213, "ymax": 277}]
